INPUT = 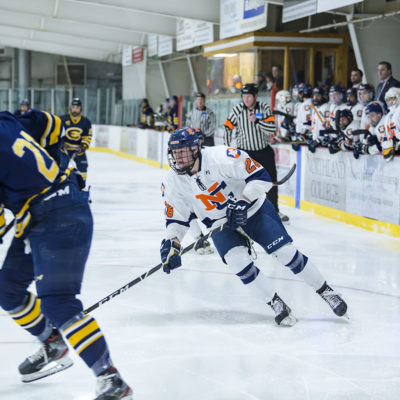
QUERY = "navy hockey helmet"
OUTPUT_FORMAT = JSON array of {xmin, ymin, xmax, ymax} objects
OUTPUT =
[
  {"xmin": 312, "ymin": 87, "xmax": 324, "ymax": 105},
  {"xmin": 241, "ymin": 83, "xmax": 258, "ymax": 96},
  {"xmin": 297, "ymin": 83, "xmax": 312, "ymax": 97},
  {"xmin": 365, "ymin": 101, "xmax": 384, "ymax": 116},
  {"xmin": 346, "ymin": 88, "xmax": 358, "ymax": 106},
  {"xmin": 329, "ymin": 85, "xmax": 345, "ymax": 104},
  {"xmin": 358, "ymin": 84, "xmax": 375, "ymax": 105},
  {"xmin": 168, "ymin": 128, "xmax": 201, "ymax": 175},
  {"xmin": 71, "ymin": 98, "xmax": 82, "ymax": 107},
  {"xmin": 20, "ymin": 98, "xmax": 30, "ymax": 106}
]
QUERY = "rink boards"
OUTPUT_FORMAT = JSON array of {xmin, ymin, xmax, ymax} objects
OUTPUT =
[{"xmin": 91, "ymin": 125, "xmax": 400, "ymax": 237}]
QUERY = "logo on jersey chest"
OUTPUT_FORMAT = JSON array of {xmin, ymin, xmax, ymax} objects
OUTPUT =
[
  {"xmin": 195, "ymin": 181, "xmax": 228, "ymax": 211},
  {"xmin": 66, "ymin": 127, "xmax": 83, "ymax": 141}
]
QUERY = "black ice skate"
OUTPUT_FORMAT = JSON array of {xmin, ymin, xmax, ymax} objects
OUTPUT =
[
  {"xmin": 95, "ymin": 367, "xmax": 133, "ymax": 400},
  {"xmin": 194, "ymin": 233, "xmax": 214, "ymax": 255},
  {"xmin": 19, "ymin": 329, "xmax": 73, "ymax": 382},
  {"xmin": 268, "ymin": 293, "xmax": 297, "ymax": 326},
  {"xmin": 317, "ymin": 281, "xmax": 348, "ymax": 318}
]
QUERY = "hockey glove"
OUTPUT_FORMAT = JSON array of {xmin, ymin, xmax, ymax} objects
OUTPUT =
[
  {"xmin": 226, "ymin": 199, "xmax": 251, "ymax": 231},
  {"xmin": 352, "ymin": 142, "xmax": 364, "ymax": 159},
  {"xmin": 328, "ymin": 139, "xmax": 341, "ymax": 154},
  {"xmin": 382, "ymin": 139, "xmax": 394, "ymax": 162},
  {"xmin": 308, "ymin": 139, "xmax": 320, "ymax": 153},
  {"xmin": 160, "ymin": 238, "xmax": 182, "ymax": 274}
]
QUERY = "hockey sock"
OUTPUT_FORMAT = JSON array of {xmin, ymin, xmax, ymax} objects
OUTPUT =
[
  {"xmin": 8, "ymin": 292, "xmax": 52, "ymax": 341},
  {"xmin": 272, "ymin": 243, "xmax": 325, "ymax": 290},
  {"xmin": 61, "ymin": 312, "xmax": 112, "ymax": 376}
]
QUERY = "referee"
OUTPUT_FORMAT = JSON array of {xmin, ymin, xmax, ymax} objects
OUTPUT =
[
  {"xmin": 224, "ymin": 83, "xmax": 289, "ymax": 222},
  {"xmin": 186, "ymin": 92, "xmax": 216, "ymax": 146}
]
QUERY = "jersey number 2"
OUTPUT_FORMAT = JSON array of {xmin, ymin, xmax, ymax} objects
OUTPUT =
[
  {"xmin": 12, "ymin": 131, "xmax": 59, "ymax": 182},
  {"xmin": 245, "ymin": 157, "xmax": 261, "ymax": 173}
]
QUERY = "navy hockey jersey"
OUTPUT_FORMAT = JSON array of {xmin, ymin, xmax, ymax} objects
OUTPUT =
[{"xmin": 60, "ymin": 113, "xmax": 92, "ymax": 152}]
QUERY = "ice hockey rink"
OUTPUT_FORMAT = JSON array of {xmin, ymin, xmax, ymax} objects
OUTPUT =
[{"xmin": 1, "ymin": 151, "xmax": 399, "ymax": 400}]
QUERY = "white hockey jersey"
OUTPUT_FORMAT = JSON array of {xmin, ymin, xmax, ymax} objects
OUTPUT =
[
  {"xmin": 275, "ymin": 101, "xmax": 295, "ymax": 140},
  {"xmin": 162, "ymin": 146, "xmax": 272, "ymax": 241},
  {"xmin": 385, "ymin": 105, "xmax": 400, "ymax": 140},
  {"xmin": 349, "ymin": 103, "xmax": 364, "ymax": 123},
  {"xmin": 338, "ymin": 119, "xmax": 361, "ymax": 150},
  {"xmin": 311, "ymin": 102, "xmax": 330, "ymax": 140},
  {"xmin": 295, "ymin": 98, "xmax": 312, "ymax": 134}
]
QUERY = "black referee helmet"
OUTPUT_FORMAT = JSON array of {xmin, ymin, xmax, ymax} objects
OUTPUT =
[{"xmin": 241, "ymin": 83, "xmax": 258, "ymax": 95}]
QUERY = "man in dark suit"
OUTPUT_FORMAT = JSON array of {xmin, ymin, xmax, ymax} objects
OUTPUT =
[{"xmin": 375, "ymin": 61, "xmax": 400, "ymax": 107}]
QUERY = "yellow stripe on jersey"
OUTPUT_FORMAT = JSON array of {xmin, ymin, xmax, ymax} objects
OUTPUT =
[
  {"xmin": 40, "ymin": 112, "xmax": 54, "ymax": 147},
  {"xmin": 49, "ymin": 115, "xmax": 62, "ymax": 146},
  {"xmin": 0, "ymin": 207, "xmax": 5, "ymax": 235}
]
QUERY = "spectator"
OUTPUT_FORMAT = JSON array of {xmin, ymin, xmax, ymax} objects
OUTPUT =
[
  {"xmin": 138, "ymin": 98, "xmax": 154, "ymax": 129},
  {"xmin": 272, "ymin": 65, "xmax": 283, "ymax": 91},
  {"xmin": 255, "ymin": 71, "xmax": 267, "ymax": 92},
  {"xmin": 230, "ymin": 74, "xmax": 243, "ymax": 93},
  {"xmin": 167, "ymin": 95, "xmax": 179, "ymax": 132},
  {"xmin": 185, "ymin": 93, "xmax": 216, "ymax": 146},
  {"xmin": 265, "ymin": 72, "xmax": 274, "ymax": 91},
  {"xmin": 13, "ymin": 98, "xmax": 31, "ymax": 116},
  {"xmin": 349, "ymin": 68, "xmax": 363, "ymax": 89},
  {"xmin": 375, "ymin": 61, "xmax": 400, "ymax": 106}
]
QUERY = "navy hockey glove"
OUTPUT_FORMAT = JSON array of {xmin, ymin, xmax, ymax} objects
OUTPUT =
[
  {"xmin": 328, "ymin": 140, "xmax": 341, "ymax": 154},
  {"xmin": 160, "ymin": 238, "xmax": 182, "ymax": 274},
  {"xmin": 226, "ymin": 199, "xmax": 251, "ymax": 231},
  {"xmin": 308, "ymin": 139, "xmax": 320, "ymax": 153},
  {"xmin": 352, "ymin": 142, "xmax": 364, "ymax": 159}
]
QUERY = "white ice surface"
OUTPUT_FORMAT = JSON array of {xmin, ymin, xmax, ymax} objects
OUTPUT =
[{"xmin": 1, "ymin": 151, "xmax": 400, "ymax": 400}]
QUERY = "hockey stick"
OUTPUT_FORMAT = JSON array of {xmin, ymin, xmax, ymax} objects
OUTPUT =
[
  {"xmin": 1, "ymin": 218, "xmax": 15, "ymax": 238},
  {"xmin": 83, "ymin": 222, "xmax": 228, "ymax": 314},
  {"xmin": 273, "ymin": 163, "xmax": 296, "ymax": 186}
]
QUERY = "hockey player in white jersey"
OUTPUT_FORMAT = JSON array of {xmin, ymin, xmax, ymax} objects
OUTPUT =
[
  {"xmin": 358, "ymin": 84, "xmax": 376, "ymax": 130},
  {"xmin": 327, "ymin": 109, "xmax": 360, "ymax": 156},
  {"xmin": 294, "ymin": 83, "xmax": 312, "ymax": 137},
  {"xmin": 160, "ymin": 128, "xmax": 348, "ymax": 326},
  {"xmin": 382, "ymin": 87, "xmax": 400, "ymax": 161},
  {"xmin": 352, "ymin": 102, "xmax": 386, "ymax": 158},
  {"xmin": 345, "ymin": 88, "xmax": 363, "ymax": 123},
  {"xmin": 274, "ymin": 90, "xmax": 295, "ymax": 142},
  {"xmin": 328, "ymin": 85, "xmax": 348, "ymax": 128}
]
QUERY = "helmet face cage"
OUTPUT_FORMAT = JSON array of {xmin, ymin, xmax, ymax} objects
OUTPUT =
[
  {"xmin": 346, "ymin": 88, "xmax": 357, "ymax": 106},
  {"xmin": 384, "ymin": 87, "xmax": 400, "ymax": 109},
  {"xmin": 312, "ymin": 88, "xmax": 323, "ymax": 105},
  {"xmin": 329, "ymin": 86, "xmax": 344, "ymax": 105},
  {"xmin": 358, "ymin": 85, "xmax": 374, "ymax": 105},
  {"xmin": 338, "ymin": 109, "xmax": 353, "ymax": 128},
  {"xmin": 168, "ymin": 129, "xmax": 201, "ymax": 175},
  {"xmin": 276, "ymin": 90, "xmax": 291, "ymax": 107},
  {"xmin": 365, "ymin": 102, "xmax": 383, "ymax": 126}
]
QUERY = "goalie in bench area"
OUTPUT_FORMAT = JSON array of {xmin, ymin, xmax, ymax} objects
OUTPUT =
[{"xmin": 160, "ymin": 128, "xmax": 349, "ymax": 326}]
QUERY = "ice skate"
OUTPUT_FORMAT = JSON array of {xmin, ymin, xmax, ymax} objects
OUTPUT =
[
  {"xmin": 194, "ymin": 233, "xmax": 214, "ymax": 255},
  {"xmin": 278, "ymin": 211, "xmax": 290, "ymax": 224},
  {"xmin": 95, "ymin": 367, "xmax": 133, "ymax": 399},
  {"xmin": 317, "ymin": 281, "xmax": 348, "ymax": 318},
  {"xmin": 19, "ymin": 329, "xmax": 73, "ymax": 382},
  {"xmin": 268, "ymin": 293, "xmax": 297, "ymax": 326}
]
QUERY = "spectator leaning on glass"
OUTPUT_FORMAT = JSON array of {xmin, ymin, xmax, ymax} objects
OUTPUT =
[
  {"xmin": 375, "ymin": 61, "xmax": 400, "ymax": 106},
  {"xmin": 185, "ymin": 93, "xmax": 217, "ymax": 146},
  {"xmin": 349, "ymin": 68, "xmax": 363, "ymax": 89},
  {"xmin": 223, "ymin": 83, "xmax": 289, "ymax": 223}
]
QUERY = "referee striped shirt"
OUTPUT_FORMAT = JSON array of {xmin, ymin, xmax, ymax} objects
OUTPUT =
[
  {"xmin": 185, "ymin": 107, "xmax": 216, "ymax": 137},
  {"xmin": 224, "ymin": 101, "xmax": 276, "ymax": 150}
]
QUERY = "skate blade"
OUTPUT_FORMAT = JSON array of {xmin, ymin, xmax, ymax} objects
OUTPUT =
[
  {"xmin": 195, "ymin": 247, "xmax": 214, "ymax": 255},
  {"xmin": 279, "ymin": 313, "xmax": 297, "ymax": 327},
  {"xmin": 21, "ymin": 357, "xmax": 73, "ymax": 383},
  {"xmin": 342, "ymin": 313, "xmax": 350, "ymax": 320}
]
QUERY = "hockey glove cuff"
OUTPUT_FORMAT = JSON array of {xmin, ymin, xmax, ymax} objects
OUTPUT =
[
  {"xmin": 160, "ymin": 238, "xmax": 182, "ymax": 274},
  {"xmin": 226, "ymin": 199, "xmax": 251, "ymax": 231}
]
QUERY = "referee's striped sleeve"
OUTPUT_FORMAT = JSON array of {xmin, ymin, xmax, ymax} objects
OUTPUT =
[
  {"xmin": 256, "ymin": 103, "xmax": 276, "ymax": 134},
  {"xmin": 224, "ymin": 108, "xmax": 237, "ymax": 146}
]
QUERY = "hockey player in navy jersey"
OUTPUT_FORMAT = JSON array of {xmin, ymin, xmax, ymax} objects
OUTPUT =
[
  {"xmin": 160, "ymin": 128, "xmax": 348, "ymax": 326},
  {"xmin": 0, "ymin": 112, "xmax": 132, "ymax": 399},
  {"xmin": 60, "ymin": 98, "xmax": 92, "ymax": 187}
]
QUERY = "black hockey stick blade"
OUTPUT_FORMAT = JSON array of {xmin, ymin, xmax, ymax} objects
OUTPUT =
[
  {"xmin": 84, "ymin": 222, "xmax": 228, "ymax": 314},
  {"xmin": 273, "ymin": 163, "xmax": 296, "ymax": 186}
]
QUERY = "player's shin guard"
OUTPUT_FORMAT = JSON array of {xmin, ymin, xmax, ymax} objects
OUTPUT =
[
  {"xmin": 61, "ymin": 312, "xmax": 113, "ymax": 376},
  {"xmin": 9, "ymin": 292, "xmax": 52, "ymax": 341},
  {"xmin": 272, "ymin": 243, "xmax": 325, "ymax": 290}
]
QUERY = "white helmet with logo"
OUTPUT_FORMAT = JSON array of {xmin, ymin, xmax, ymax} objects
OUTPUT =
[{"xmin": 275, "ymin": 90, "xmax": 291, "ymax": 109}]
